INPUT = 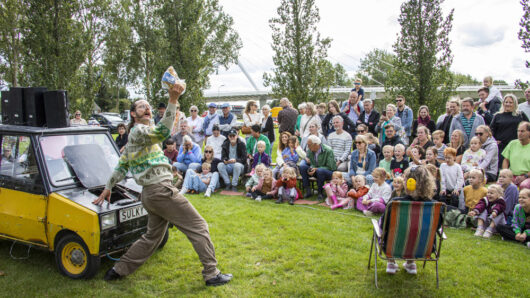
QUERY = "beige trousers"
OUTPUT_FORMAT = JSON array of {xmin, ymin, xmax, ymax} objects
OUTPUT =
[{"xmin": 114, "ymin": 180, "xmax": 220, "ymax": 280}]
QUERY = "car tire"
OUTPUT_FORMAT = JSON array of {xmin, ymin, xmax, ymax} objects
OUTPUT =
[
  {"xmin": 55, "ymin": 233, "xmax": 100, "ymax": 279},
  {"xmin": 158, "ymin": 228, "xmax": 169, "ymax": 249}
]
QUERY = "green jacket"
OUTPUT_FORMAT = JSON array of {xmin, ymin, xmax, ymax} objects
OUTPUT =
[
  {"xmin": 246, "ymin": 134, "xmax": 271, "ymax": 156},
  {"xmin": 307, "ymin": 144, "xmax": 337, "ymax": 171}
]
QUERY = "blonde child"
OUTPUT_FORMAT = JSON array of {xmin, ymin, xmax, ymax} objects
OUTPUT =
[
  {"xmin": 251, "ymin": 168, "xmax": 277, "ymax": 201},
  {"xmin": 379, "ymin": 145, "xmax": 394, "ymax": 176},
  {"xmin": 440, "ymin": 147, "xmax": 464, "ymax": 210},
  {"xmin": 245, "ymin": 164, "xmax": 266, "ymax": 197},
  {"xmin": 431, "ymin": 130, "xmax": 447, "ymax": 163},
  {"xmin": 463, "ymin": 169, "xmax": 488, "ymax": 211},
  {"xmin": 461, "ymin": 136, "xmax": 486, "ymax": 177},
  {"xmin": 275, "ymin": 166, "xmax": 301, "ymax": 205},
  {"xmin": 497, "ymin": 189, "xmax": 530, "ymax": 247},
  {"xmin": 343, "ymin": 175, "xmax": 370, "ymax": 210},
  {"xmin": 390, "ymin": 144, "xmax": 409, "ymax": 178},
  {"xmin": 364, "ymin": 133, "xmax": 381, "ymax": 157},
  {"xmin": 324, "ymin": 171, "xmax": 349, "ymax": 209},
  {"xmin": 497, "ymin": 169, "xmax": 519, "ymax": 224},
  {"xmin": 391, "ymin": 177, "xmax": 405, "ymax": 198},
  {"xmin": 356, "ymin": 168, "xmax": 392, "ymax": 216},
  {"xmin": 250, "ymin": 141, "xmax": 271, "ymax": 173},
  {"xmin": 180, "ymin": 163, "xmax": 212, "ymax": 194},
  {"xmin": 468, "ymin": 184, "xmax": 506, "ymax": 238}
]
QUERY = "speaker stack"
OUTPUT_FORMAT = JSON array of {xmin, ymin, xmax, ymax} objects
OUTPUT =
[{"xmin": 0, "ymin": 86, "xmax": 70, "ymax": 128}]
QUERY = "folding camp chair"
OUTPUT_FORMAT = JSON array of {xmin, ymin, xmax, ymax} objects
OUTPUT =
[{"xmin": 367, "ymin": 200, "xmax": 447, "ymax": 288}]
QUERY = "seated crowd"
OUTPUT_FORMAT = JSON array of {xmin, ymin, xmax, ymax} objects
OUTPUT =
[{"xmin": 116, "ymin": 78, "xmax": 530, "ymax": 253}]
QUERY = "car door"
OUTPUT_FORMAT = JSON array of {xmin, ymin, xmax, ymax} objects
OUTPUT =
[{"xmin": 0, "ymin": 135, "xmax": 48, "ymax": 246}]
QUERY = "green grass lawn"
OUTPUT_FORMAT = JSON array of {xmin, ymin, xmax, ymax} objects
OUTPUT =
[{"xmin": 0, "ymin": 193, "xmax": 528, "ymax": 297}]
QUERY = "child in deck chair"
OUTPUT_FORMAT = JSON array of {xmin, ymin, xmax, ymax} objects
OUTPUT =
[{"xmin": 382, "ymin": 165, "xmax": 438, "ymax": 275}]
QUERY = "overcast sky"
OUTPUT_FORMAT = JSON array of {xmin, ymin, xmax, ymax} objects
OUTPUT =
[{"xmin": 204, "ymin": 0, "xmax": 529, "ymax": 94}]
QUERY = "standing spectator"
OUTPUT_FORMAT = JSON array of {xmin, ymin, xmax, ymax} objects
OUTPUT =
[
  {"xmin": 187, "ymin": 105, "xmax": 204, "ymax": 147},
  {"xmin": 502, "ymin": 121, "xmax": 530, "ymax": 189},
  {"xmin": 218, "ymin": 129, "xmax": 247, "ymax": 191},
  {"xmin": 490, "ymin": 94, "xmax": 529, "ymax": 167},
  {"xmin": 327, "ymin": 116, "xmax": 353, "ymax": 172},
  {"xmin": 115, "ymin": 123, "xmax": 128, "ymax": 153},
  {"xmin": 412, "ymin": 105, "xmax": 435, "ymax": 138},
  {"xmin": 174, "ymin": 135, "xmax": 202, "ymax": 173},
  {"xmin": 206, "ymin": 125, "xmax": 226, "ymax": 160},
  {"xmin": 357, "ymin": 99, "xmax": 380, "ymax": 136},
  {"xmin": 449, "ymin": 97, "xmax": 485, "ymax": 148},
  {"xmin": 300, "ymin": 120, "xmax": 328, "ymax": 151},
  {"xmin": 395, "ymin": 95, "xmax": 413, "ymax": 145},
  {"xmin": 341, "ymin": 91, "xmax": 364, "ymax": 124},
  {"xmin": 277, "ymin": 98, "xmax": 298, "ymax": 135},
  {"xmin": 299, "ymin": 135, "xmax": 337, "ymax": 201},
  {"xmin": 243, "ymin": 100, "xmax": 262, "ymax": 137},
  {"xmin": 202, "ymin": 103, "xmax": 219, "ymax": 139},
  {"xmin": 475, "ymin": 125, "xmax": 499, "ymax": 182},
  {"xmin": 171, "ymin": 120, "xmax": 197, "ymax": 149},
  {"xmin": 153, "ymin": 103, "xmax": 166, "ymax": 124},
  {"xmin": 349, "ymin": 135, "xmax": 377, "ymax": 185},
  {"xmin": 70, "ymin": 110, "xmax": 87, "ymax": 126},
  {"xmin": 351, "ymin": 78, "xmax": 365, "ymax": 101},
  {"xmin": 476, "ymin": 87, "xmax": 502, "ymax": 125},
  {"xmin": 518, "ymin": 87, "xmax": 530, "ymax": 119},
  {"xmin": 170, "ymin": 103, "xmax": 186, "ymax": 135},
  {"xmin": 218, "ymin": 103, "xmax": 237, "ymax": 137},
  {"xmin": 261, "ymin": 105, "xmax": 275, "ymax": 156},
  {"xmin": 376, "ymin": 104, "xmax": 403, "ymax": 145},
  {"xmin": 294, "ymin": 103, "xmax": 306, "ymax": 138},
  {"xmin": 299, "ymin": 102, "xmax": 321, "ymax": 138},
  {"xmin": 438, "ymin": 98, "xmax": 460, "ymax": 144},
  {"xmin": 483, "ymin": 76, "xmax": 503, "ymax": 104},
  {"xmin": 246, "ymin": 124, "xmax": 271, "ymax": 158},
  {"xmin": 436, "ymin": 101, "xmax": 451, "ymax": 129},
  {"xmin": 322, "ymin": 100, "xmax": 356, "ymax": 137},
  {"xmin": 317, "ymin": 103, "xmax": 327, "ymax": 122}
]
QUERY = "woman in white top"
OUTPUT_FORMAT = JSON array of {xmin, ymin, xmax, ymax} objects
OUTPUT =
[
  {"xmin": 70, "ymin": 110, "xmax": 87, "ymax": 126},
  {"xmin": 243, "ymin": 100, "xmax": 262, "ymax": 135},
  {"xmin": 299, "ymin": 102, "xmax": 321, "ymax": 138},
  {"xmin": 300, "ymin": 119, "xmax": 328, "ymax": 151},
  {"xmin": 187, "ymin": 105, "xmax": 204, "ymax": 147}
]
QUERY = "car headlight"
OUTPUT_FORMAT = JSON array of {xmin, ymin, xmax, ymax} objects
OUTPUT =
[{"xmin": 101, "ymin": 212, "xmax": 117, "ymax": 230}]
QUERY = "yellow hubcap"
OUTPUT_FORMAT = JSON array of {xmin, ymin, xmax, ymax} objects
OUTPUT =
[{"xmin": 61, "ymin": 242, "xmax": 87, "ymax": 275}]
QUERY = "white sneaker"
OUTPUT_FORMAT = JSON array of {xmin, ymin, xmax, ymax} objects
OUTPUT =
[
  {"xmin": 205, "ymin": 188, "xmax": 212, "ymax": 198},
  {"xmin": 527, "ymin": 242, "xmax": 530, "ymax": 249},
  {"xmin": 474, "ymin": 227, "xmax": 485, "ymax": 237},
  {"xmin": 483, "ymin": 228, "xmax": 493, "ymax": 238},
  {"xmin": 179, "ymin": 188, "xmax": 188, "ymax": 195},
  {"xmin": 403, "ymin": 262, "xmax": 417, "ymax": 275},
  {"xmin": 363, "ymin": 210, "xmax": 374, "ymax": 217},
  {"xmin": 255, "ymin": 196, "xmax": 262, "ymax": 202},
  {"xmin": 386, "ymin": 262, "xmax": 399, "ymax": 274}
]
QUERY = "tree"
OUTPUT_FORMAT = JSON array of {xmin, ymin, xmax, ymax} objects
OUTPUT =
[
  {"xmin": 263, "ymin": 0, "xmax": 334, "ymax": 106},
  {"xmin": 386, "ymin": 0, "xmax": 455, "ymax": 115},
  {"xmin": 516, "ymin": 0, "xmax": 530, "ymax": 89},
  {"xmin": 333, "ymin": 63, "xmax": 353, "ymax": 87},
  {"xmin": 0, "ymin": 0, "xmax": 26, "ymax": 87},
  {"xmin": 357, "ymin": 49, "xmax": 396, "ymax": 86},
  {"xmin": 453, "ymin": 73, "xmax": 480, "ymax": 86}
]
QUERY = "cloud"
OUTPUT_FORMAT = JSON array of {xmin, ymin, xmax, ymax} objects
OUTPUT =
[{"xmin": 459, "ymin": 23, "xmax": 504, "ymax": 47}]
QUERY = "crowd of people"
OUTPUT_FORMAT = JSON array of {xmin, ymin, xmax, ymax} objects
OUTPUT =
[{"xmin": 114, "ymin": 78, "xmax": 530, "ymax": 259}]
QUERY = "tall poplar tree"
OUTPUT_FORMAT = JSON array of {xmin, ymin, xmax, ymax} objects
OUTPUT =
[
  {"xmin": 516, "ymin": 0, "xmax": 530, "ymax": 89},
  {"xmin": 264, "ymin": 0, "xmax": 333, "ymax": 106},
  {"xmin": 386, "ymin": 0, "xmax": 455, "ymax": 115}
]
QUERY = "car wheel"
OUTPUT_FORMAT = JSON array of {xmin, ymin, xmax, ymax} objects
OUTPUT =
[
  {"xmin": 158, "ymin": 228, "xmax": 169, "ymax": 249},
  {"xmin": 55, "ymin": 234, "xmax": 100, "ymax": 279}
]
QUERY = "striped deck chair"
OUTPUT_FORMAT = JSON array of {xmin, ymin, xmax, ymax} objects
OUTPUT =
[{"xmin": 367, "ymin": 200, "xmax": 447, "ymax": 288}]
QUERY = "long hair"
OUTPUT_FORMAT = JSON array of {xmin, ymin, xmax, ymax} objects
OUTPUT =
[
  {"xmin": 403, "ymin": 165, "xmax": 435, "ymax": 200},
  {"xmin": 127, "ymin": 101, "xmax": 139, "ymax": 133},
  {"xmin": 279, "ymin": 131, "xmax": 292, "ymax": 151},
  {"xmin": 499, "ymin": 94, "xmax": 521, "ymax": 117}
]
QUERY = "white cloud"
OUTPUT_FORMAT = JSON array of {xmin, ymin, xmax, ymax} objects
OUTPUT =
[{"xmin": 458, "ymin": 23, "xmax": 505, "ymax": 47}]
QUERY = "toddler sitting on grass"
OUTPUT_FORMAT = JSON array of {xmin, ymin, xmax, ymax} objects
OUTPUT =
[
  {"xmin": 245, "ymin": 164, "xmax": 265, "ymax": 197},
  {"xmin": 324, "ymin": 171, "xmax": 349, "ymax": 209},
  {"xmin": 468, "ymin": 184, "xmax": 506, "ymax": 238},
  {"xmin": 251, "ymin": 168, "xmax": 277, "ymax": 201}
]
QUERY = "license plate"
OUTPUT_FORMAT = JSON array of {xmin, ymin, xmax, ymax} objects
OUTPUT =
[{"xmin": 119, "ymin": 205, "xmax": 148, "ymax": 223}]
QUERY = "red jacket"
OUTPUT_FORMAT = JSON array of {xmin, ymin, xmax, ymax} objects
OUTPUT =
[
  {"xmin": 275, "ymin": 178, "xmax": 302, "ymax": 199},
  {"xmin": 348, "ymin": 186, "xmax": 369, "ymax": 199}
]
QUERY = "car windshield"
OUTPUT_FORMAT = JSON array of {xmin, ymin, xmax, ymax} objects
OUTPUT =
[
  {"xmin": 104, "ymin": 115, "xmax": 124, "ymax": 122},
  {"xmin": 39, "ymin": 133, "xmax": 120, "ymax": 187}
]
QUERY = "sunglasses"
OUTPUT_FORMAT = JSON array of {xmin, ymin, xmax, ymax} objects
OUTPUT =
[
  {"xmin": 204, "ymin": 150, "xmax": 213, "ymax": 153},
  {"xmin": 355, "ymin": 141, "xmax": 363, "ymax": 144},
  {"xmin": 475, "ymin": 132, "xmax": 484, "ymax": 136},
  {"xmin": 354, "ymin": 83, "xmax": 360, "ymax": 85},
  {"xmin": 357, "ymin": 130, "xmax": 365, "ymax": 133},
  {"xmin": 191, "ymin": 109, "xmax": 197, "ymax": 112},
  {"xmin": 395, "ymin": 99, "xmax": 403, "ymax": 102},
  {"xmin": 75, "ymin": 114, "xmax": 81, "ymax": 116}
]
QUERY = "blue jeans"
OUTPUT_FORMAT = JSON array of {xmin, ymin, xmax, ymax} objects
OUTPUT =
[
  {"xmin": 299, "ymin": 163, "xmax": 333, "ymax": 193},
  {"xmin": 218, "ymin": 162, "xmax": 244, "ymax": 186},
  {"xmin": 174, "ymin": 162, "xmax": 201, "ymax": 173},
  {"xmin": 183, "ymin": 169, "xmax": 219, "ymax": 192}
]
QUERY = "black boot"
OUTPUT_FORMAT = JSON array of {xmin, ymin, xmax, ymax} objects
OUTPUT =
[
  {"xmin": 289, "ymin": 196, "xmax": 295, "ymax": 205},
  {"xmin": 304, "ymin": 189, "xmax": 312, "ymax": 198},
  {"xmin": 275, "ymin": 197, "xmax": 283, "ymax": 204}
]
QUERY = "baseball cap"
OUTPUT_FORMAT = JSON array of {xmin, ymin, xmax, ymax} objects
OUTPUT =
[
  {"xmin": 208, "ymin": 103, "xmax": 217, "ymax": 108},
  {"xmin": 221, "ymin": 103, "xmax": 230, "ymax": 108},
  {"xmin": 228, "ymin": 129, "xmax": 238, "ymax": 136},
  {"xmin": 158, "ymin": 102, "xmax": 166, "ymax": 109}
]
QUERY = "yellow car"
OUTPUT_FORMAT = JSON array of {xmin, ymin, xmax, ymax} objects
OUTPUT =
[{"xmin": 0, "ymin": 125, "xmax": 166, "ymax": 279}]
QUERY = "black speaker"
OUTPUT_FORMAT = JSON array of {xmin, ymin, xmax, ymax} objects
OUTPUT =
[
  {"xmin": 44, "ymin": 90, "xmax": 70, "ymax": 128},
  {"xmin": 1, "ymin": 91, "xmax": 9, "ymax": 124},
  {"xmin": 23, "ymin": 87, "xmax": 47, "ymax": 127},
  {"xmin": 8, "ymin": 87, "xmax": 25, "ymax": 125}
]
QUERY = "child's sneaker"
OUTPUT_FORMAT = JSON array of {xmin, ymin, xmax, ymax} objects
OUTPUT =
[
  {"xmin": 179, "ymin": 187, "xmax": 188, "ymax": 195},
  {"xmin": 255, "ymin": 196, "xmax": 262, "ymax": 202},
  {"xmin": 527, "ymin": 242, "xmax": 530, "ymax": 249},
  {"xmin": 205, "ymin": 188, "xmax": 212, "ymax": 198},
  {"xmin": 403, "ymin": 262, "xmax": 417, "ymax": 275},
  {"xmin": 386, "ymin": 262, "xmax": 399, "ymax": 274},
  {"xmin": 245, "ymin": 192, "xmax": 252, "ymax": 198},
  {"xmin": 363, "ymin": 210, "xmax": 374, "ymax": 217},
  {"xmin": 474, "ymin": 227, "xmax": 485, "ymax": 237},
  {"xmin": 483, "ymin": 227, "xmax": 493, "ymax": 238}
]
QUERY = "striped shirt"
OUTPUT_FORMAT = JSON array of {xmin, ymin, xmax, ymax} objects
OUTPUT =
[
  {"xmin": 327, "ymin": 131, "xmax": 352, "ymax": 162},
  {"xmin": 461, "ymin": 113, "xmax": 476, "ymax": 139}
]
